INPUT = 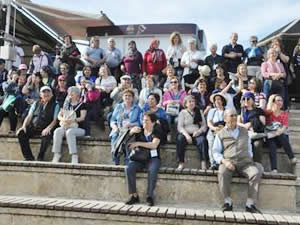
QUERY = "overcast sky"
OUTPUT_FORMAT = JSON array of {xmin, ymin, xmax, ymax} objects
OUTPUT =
[{"xmin": 32, "ymin": 0, "xmax": 300, "ymax": 54}]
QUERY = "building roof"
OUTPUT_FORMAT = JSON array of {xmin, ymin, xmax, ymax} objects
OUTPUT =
[
  {"xmin": 16, "ymin": 0, "xmax": 114, "ymax": 39},
  {"xmin": 258, "ymin": 18, "xmax": 300, "ymax": 47}
]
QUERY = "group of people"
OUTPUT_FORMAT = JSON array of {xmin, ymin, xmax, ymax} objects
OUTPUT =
[{"xmin": 0, "ymin": 31, "xmax": 299, "ymax": 212}]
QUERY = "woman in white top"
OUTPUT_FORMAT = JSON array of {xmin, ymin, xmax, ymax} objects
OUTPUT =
[
  {"xmin": 181, "ymin": 38, "xmax": 204, "ymax": 91},
  {"xmin": 139, "ymin": 75, "xmax": 162, "ymax": 108},
  {"xmin": 95, "ymin": 64, "xmax": 117, "ymax": 107},
  {"xmin": 166, "ymin": 32, "xmax": 186, "ymax": 77}
]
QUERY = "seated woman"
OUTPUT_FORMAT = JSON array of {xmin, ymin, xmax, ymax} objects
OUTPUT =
[
  {"xmin": 162, "ymin": 76, "xmax": 186, "ymax": 141},
  {"xmin": 261, "ymin": 48, "xmax": 286, "ymax": 101},
  {"xmin": 265, "ymin": 94, "xmax": 298, "ymax": 173},
  {"xmin": 110, "ymin": 89, "xmax": 141, "ymax": 165},
  {"xmin": 125, "ymin": 112, "xmax": 162, "ymax": 206},
  {"xmin": 176, "ymin": 95, "xmax": 208, "ymax": 169},
  {"xmin": 52, "ymin": 86, "xmax": 87, "ymax": 164},
  {"xmin": 163, "ymin": 65, "xmax": 177, "ymax": 92},
  {"xmin": 244, "ymin": 78, "xmax": 266, "ymax": 110},
  {"xmin": 82, "ymin": 65, "xmax": 97, "ymax": 83},
  {"xmin": 237, "ymin": 91, "xmax": 266, "ymax": 163},
  {"xmin": 40, "ymin": 65, "xmax": 55, "ymax": 88},
  {"xmin": 139, "ymin": 75, "xmax": 162, "ymax": 108},
  {"xmin": 206, "ymin": 92, "xmax": 227, "ymax": 169},
  {"xmin": 54, "ymin": 75, "xmax": 68, "ymax": 108},
  {"xmin": 95, "ymin": 64, "xmax": 117, "ymax": 108},
  {"xmin": 190, "ymin": 78, "xmax": 212, "ymax": 116},
  {"xmin": 140, "ymin": 93, "xmax": 169, "ymax": 144}
]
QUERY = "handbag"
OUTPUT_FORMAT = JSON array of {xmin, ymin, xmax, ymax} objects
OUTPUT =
[
  {"xmin": 129, "ymin": 147, "xmax": 151, "ymax": 162},
  {"xmin": 0, "ymin": 95, "xmax": 16, "ymax": 112},
  {"xmin": 265, "ymin": 121, "xmax": 282, "ymax": 131},
  {"xmin": 166, "ymin": 103, "xmax": 180, "ymax": 116}
]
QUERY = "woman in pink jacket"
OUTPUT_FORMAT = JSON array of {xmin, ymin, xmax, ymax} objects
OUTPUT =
[{"xmin": 261, "ymin": 48, "xmax": 286, "ymax": 101}]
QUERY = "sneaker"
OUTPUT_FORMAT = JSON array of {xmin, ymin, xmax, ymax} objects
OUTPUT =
[
  {"xmin": 52, "ymin": 153, "xmax": 61, "ymax": 163},
  {"xmin": 71, "ymin": 154, "xmax": 79, "ymax": 164},
  {"xmin": 177, "ymin": 163, "xmax": 184, "ymax": 170},
  {"xmin": 146, "ymin": 197, "xmax": 154, "ymax": 206},
  {"xmin": 209, "ymin": 165, "xmax": 218, "ymax": 170},
  {"xmin": 125, "ymin": 195, "xmax": 140, "ymax": 205},
  {"xmin": 291, "ymin": 158, "xmax": 298, "ymax": 165},
  {"xmin": 245, "ymin": 205, "xmax": 262, "ymax": 214},
  {"xmin": 222, "ymin": 203, "xmax": 233, "ymax": 212},
  {"xmin": 271, "ymin": 169, "xmax": 278, "ymax": 173}
]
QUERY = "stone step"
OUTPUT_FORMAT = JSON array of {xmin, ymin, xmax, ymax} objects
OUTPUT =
[
  {"xmin": 0, "ymin": 160, "xmax": 296, "ymax": 212},
  {"xmin": 0, "ymin": 195, "xmax": 299, "ymax": 225},
  {"xmin": 0, "ymin": 136, "xmax": 299, "ymax": 176}
]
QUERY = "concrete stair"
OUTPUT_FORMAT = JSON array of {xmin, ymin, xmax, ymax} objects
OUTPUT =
[
  {"xmin": 0, "ymin": 110, "xmax": 299, "ymax": 224},
  {"xmin": 0, "ymin": 160, "xmax": 297, "ymax": 213},
  {"xmin": 0, "ymin": 195, "xmax": 299, "ymax": 225}
]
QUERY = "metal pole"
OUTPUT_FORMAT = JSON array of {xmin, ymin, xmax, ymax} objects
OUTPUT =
[{"xmin": 4, "ymin": 2, "xmax": 12, "ymax": 70}]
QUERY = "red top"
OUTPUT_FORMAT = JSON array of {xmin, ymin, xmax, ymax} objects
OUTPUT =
[
  {"xmin": 142, "ymin": 49, "xmax": 167, "ymax": 75},
  {"xmin": 265, "ymin": 110, "xmax": 289, "ymax": 127}
]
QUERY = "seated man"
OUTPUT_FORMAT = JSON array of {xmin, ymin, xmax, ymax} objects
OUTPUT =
[
  {"xmin": 16, "ymin": 86, "xmax": 59, "ymax": 161},
  {"xmin": 212, "ymin": 108, "xmax": 263, "ymax": 213}
]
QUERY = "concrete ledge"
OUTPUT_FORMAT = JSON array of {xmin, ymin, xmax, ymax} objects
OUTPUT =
[
  {"xmin": 0, "ymin": 160, "xmax": 296, "ymax": 212},
  {"xmin": 0, "ymin": 136, "xmax": 298, "ymax": 175},
  {"xmin": 0, "ymin": 196, "xmax": 299, "ymax": 225}
]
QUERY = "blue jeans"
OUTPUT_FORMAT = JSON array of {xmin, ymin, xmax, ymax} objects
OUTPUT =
[{"xmin": 125, "ymin": 158, "xmax": 161, "ymax": 198}]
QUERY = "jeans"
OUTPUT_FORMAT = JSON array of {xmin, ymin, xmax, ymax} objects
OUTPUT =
[
  {"xmin": 207, "ymin": 129, "xmax": 217, "ymax": 166},
  {"xmin": 0, "ymin": 109, "xmax": 18, "ymax": 131},
  {"xmin": 17, "ymin": 128, "xmax": 52, "ymax": 160},
  {"xmin": 52, "ymin": 127, "xmax": 85, "ymax": 155},
  {"xmin": 125, "ymin": 158, "xmax": 160, "ymax": 198},
  {"xmin": 176, "ymin": 133, "xmax": 208, "ymax": 163},
  {"xmin": 267, "ymin": 133, "xmax": 295, "ymax": 170}
]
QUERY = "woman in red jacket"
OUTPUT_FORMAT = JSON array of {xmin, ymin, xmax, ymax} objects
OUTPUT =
[{"xmin": 142, "ymin": 39, "xmax": 167, "ymax": 87}]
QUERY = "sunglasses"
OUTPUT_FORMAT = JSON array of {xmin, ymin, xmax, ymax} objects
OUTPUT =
[
  {"xmin": 251, "ymin": 40, "xmax": 257, "ymax": 43},
  {"xmin": 243, "ymin": 97, "xmax": 252, "ymax": 101}
]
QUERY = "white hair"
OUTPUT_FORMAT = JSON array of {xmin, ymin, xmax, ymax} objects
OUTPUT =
[
  {"xmin": 107, "ymin": 38, "xmax": 115, "ymax": 43},
  {"xmin": 209, "ymin": 42, "xmax": 218, "ymax": 50},
  {"xmin": 188, "ymin": 38, "xmax": 197, "ymax": 44}
]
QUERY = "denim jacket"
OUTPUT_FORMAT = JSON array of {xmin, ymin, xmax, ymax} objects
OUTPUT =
[{"xmin": 110, "ymin": 103, "xmax": 141, "ymax": 137}]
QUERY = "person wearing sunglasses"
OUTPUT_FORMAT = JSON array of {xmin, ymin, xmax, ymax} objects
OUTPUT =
[
  {"xmin": 54, "ymin": 75, "xmax": 68, "ymax": 108},
  {"xmin": 237, "ymin": 91, "xmax": 266, "ymax": 163},
  {"xmin": 162, "ymin": 76, "xmax": 186, "ymax": 142},
  {"xmin": 265, "ymin": 94, "xmax": 297, "ymax": 173},
  {"xmin": 212, "ymin": 108, "xmax": 263, "ymax": 214},
  {"xmin": 244, "ymin": 36, "xmax": 264, "ymax": 80}
]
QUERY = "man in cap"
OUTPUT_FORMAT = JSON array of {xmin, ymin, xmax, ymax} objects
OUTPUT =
[
  {"xmin": 212, "ymin": 108, "xmax": 263, "ymax": 213},
  {"xmin": 16, "ymin": 86, "xmax": 59, "ymax": 161}
]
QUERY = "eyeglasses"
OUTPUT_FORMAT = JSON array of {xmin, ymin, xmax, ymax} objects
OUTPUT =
[
  {"xmin": 229, "ymin": 114, "xmax": 237, "ymax": 117},
  {"xmin": 243, "ymin": 97, "xmax": 252, "ymax": 101},
  {"xmin": 170, "ymin": 81, "xmax": 178, "ymax": 84},
  {"xmin": 251, "ymin": 40, "xmax": 257, "ymax": 43}
]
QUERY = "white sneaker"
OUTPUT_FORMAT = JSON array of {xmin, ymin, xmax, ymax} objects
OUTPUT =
[
  {"xmin": 291, "ymin": 158, "xmax": 298, "ymax": 165},
  {"xmin": 167, "ymin": 134, "xmax": 172, "ymax": 143},
  {"xmin": 271, "ymin": 169, "xmax": 278, "ymax": 173},
  {"xmin": 71, "ymin": 154, "xmax": 79, "ymax": 164},
  {"xmin": 52, "ymin": 153, "xmax": 61, "ymax": 163}
]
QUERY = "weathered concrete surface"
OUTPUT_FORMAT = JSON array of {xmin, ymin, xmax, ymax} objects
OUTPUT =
[
  {"xmin": 0, "ymin": 136, "xmax": 298, "ymax": 175},
  {"xmin": 0, "ymin": 162, "xmax": 296, "ymax": 212}
]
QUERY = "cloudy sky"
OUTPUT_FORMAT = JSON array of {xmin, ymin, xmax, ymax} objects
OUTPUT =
[{"xmin": 32, "ymin": 0, "xmax": 300, "ymax": 54}]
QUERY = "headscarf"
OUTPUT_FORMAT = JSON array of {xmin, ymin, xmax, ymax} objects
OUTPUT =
[
  {"xmin": 148, "ymin": 39, "xmax": 162, "ymax": 63},
  {"xmin": 126, "ymin": 40, "xmax": 138, "ymax": 57}
]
